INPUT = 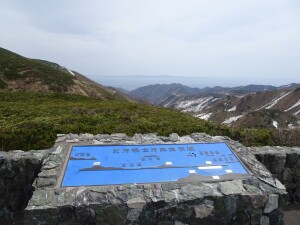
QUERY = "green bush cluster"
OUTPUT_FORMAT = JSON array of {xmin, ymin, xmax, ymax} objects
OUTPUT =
[
  {"xmin": 1, "ymin": 92, "xmax": 299, "ymax": 151},
  {"xmin": 0, "ymin": 78, "xmax": 7, "ymax": 89}
]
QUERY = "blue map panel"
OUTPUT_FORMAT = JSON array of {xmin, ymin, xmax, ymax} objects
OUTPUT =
[{"xmin": 61, "ymin": 143, "xmax": 249, "ymax": 187}]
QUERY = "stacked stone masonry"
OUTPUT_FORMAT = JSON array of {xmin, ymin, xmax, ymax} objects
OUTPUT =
[
  {"xmin": 0, "ymin": 133, "xmax": 288, "ymax": 225},
  {"xmin": 250, "ymin": 146, "xmax": 300, "ymax": 203},
  {"xmin": 0, "ymin": 149, "xmax": 50, "ymax": 225}
]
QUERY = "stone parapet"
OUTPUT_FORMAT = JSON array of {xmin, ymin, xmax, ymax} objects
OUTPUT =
[
  {"xmin": 0, "ymin": 149, "xmax": 51, "ymax": 225},
  {"xmin": 12, "ymin": 133, "xmax": 286, "ymax": 225},
  {"xmin": 250, "ymin": 146, "xmax": 300, "ymax": 203}
]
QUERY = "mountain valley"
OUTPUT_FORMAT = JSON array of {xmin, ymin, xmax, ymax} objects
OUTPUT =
[
  {"xmin": 1, "ymin": 47, "xmax": 300, "ymax": 151},
  {"xmin": 129, "ymin": 83, "xmax": 300, "ymax": 129}
]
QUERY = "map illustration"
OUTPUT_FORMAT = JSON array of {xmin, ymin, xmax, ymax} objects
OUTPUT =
[{"xmin": 61, "ymin": 142, "xmax": 250, "ymax": 187}]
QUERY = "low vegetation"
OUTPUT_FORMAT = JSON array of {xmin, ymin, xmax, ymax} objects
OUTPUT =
[
  {"xmin": 0, "ymin": 47, "xmax": 75, "ymax": 92},
  {"xmin": 0, "ymin": 92, "xmax": 299, "ymax": 151}
]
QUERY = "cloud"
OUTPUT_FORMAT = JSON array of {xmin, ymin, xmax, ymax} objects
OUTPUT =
[{"xmin": 0, "ymin": 0, "xmax": 299, "ymax": 87}]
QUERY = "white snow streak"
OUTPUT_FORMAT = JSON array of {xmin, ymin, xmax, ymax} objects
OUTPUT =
[
  {"xmin": 195, "ymin": 113, "xmax": 212, "ymax": 121},
  {"xmin": 294, "ymin": 110, "xmax": 300, "ymax": 116},
  {"xmin": 272, "ymin": 120, "xmax": 278, "ymax": 128},
  {"xmin": 284, "ymin": 100, "xmax": 300, "ymax": 112},
  {"xmin": 259, "ymin": 91, "xmax": 292, "ymax": 110},
  {"xmin": 222, "ymin": 115, "xmax": 243, "ymax": 125},
  {"xmin": 227, "ymin": 106, "xmax": 236, "ymax": 112},
  {"xmin": 280, "ymin": 83, "xmax": 293, "ymax": 89},
  {"xmin": 176, "ymin": 97, "xmax": 213, "ymax": 113},
  {"xmin": 67, "ymin": 69, "xmax": 75, "ymax": 76}
]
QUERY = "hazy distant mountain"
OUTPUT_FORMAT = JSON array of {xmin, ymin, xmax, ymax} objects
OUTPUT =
[
  {"xmin": 130, "ymin": 83, "xmax": 201, "ymax": 104},
  {"xmin": 195, "ymin": 84, "xmax": 278, "ymax": 95},
  {"xmin": 115, "ymin": 87, "xmax": 130, "ymax": 94},
  {"xmin": 130, "ymin": 83, "xmax": 300, "ymax": 129},
  {"xmin": 129, "ymin": 83, "xmax": 299, "ymax": 104}
]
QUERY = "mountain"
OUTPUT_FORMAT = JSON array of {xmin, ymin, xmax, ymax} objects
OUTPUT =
[
  {"xmin": 115, "ymin": 87, "xmax": 130, "ymax": 94},
  {"xmin": 130, "ymin": 83, "xmax": 300, "ymax": 129},
  {"xmin": 193, "ymin": 84, "xmax": 278, "ymax": 95},
  {"xmin": 129, "ymin": 83, "xmax": 300, "ymax": 104},
  {"xmin": 130, "ymin": 83, "xmax": 201, "ymax": 104},
  {"xmin": 0, "ymin": 47, "xmax": 131, "ymax": 101},
  {"xmin": 1, "ymin": 46, "xmax": 300, "ymax": 151}
]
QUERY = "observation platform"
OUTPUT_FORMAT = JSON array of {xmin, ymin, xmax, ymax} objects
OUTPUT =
[{"xmin": 20, "ymin": 133, "xmax": 286, "ymax": 225}]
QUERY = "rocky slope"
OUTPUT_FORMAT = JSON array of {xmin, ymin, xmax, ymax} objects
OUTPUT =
[
  {"xmin": 130, "ymin": 83, "xmax": 300, "ymax": 101},
  {"xmin": 0, "ymin": 47, "xmax": 132, "ymax": 101},
  {"xmin": 130, "ymin": 83, "xmax": 201, "ymax": 104},
  {"xmin": 130, "ymin": 83, "xmax": 300, "ymax": 129}
]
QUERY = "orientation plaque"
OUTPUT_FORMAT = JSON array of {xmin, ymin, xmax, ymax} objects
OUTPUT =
[{"xmin": 61, "ymin": 142, "xmax": 250, "ymax": 187}]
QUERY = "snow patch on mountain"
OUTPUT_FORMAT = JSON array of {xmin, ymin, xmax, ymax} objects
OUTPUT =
[
  {"xmin": 259, "ymin": 91, "xmax": 292, "ymax": 110},
  {"xmin": 222, "ymin": 115, "xmax": 243, "ymax": 125},
  {"xmin": 176, "ymin": 97, "xmax": 213, "ymax": 113},
  {"xmin": 211, "ymin": 98, "xmax": 221, "ymax": 103},
  {"xmin": 67, "ymin": 69, "xmax": 75, "ymax": 76},
  {"xmin": 227, "ymin": 106, "xmax": 236, "ymax": 112},
  {"xmin": 280, "ymin": 83, "xmax": 293, "ymax": 89},
  {"xmin": 284, "ymin": 100, "xmax": 300, "ymax": 112},
  {"xmin": 294, "ymin": 109, "xmax": 300, "ymax": 116},
  {"xmin": 195, "ymin": 113, "xmax": 212, "ymax": 121},
  {"xmin": 273, "ymin": 120, "xmax": 278, "ymax": 128}
]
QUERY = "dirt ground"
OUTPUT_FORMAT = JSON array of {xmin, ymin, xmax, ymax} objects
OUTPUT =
[{"xmin": 283, "ymin": 203, "xmax": 300, "ymax": 225}]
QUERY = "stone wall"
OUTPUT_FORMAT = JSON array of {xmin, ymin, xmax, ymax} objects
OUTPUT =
[
  {"xmin": 250, "ymin": 146, "xmax": 300, "ymax": 203},
  {"xmin": 0, "ymin": 149, "xmax": 50, "ymax": 225},
  {"xmin": 18, "ymin": 133, "xmax": 286, "ymax": 225}
]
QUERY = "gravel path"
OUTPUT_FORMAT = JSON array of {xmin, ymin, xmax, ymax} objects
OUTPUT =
[{"xmin": 284, "ymin": 204, "xmax": 300, "ymax": 225}]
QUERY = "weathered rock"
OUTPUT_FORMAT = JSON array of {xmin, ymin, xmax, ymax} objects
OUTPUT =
[
  {"xmin": 127, "ymin": 208, "xmax": 142, "ymax": 222},
  {"xmin": 249, "ymin": 194, "xmax": 268, "ymax": 209},
  {"xmin": 260, "ymin": 215, "xmax": 269, "ymax": 225},
  {"xmin": 271, "ymin": 154, "xmax": 286, "ymax": 174},
  {"xmin": 193, "ymin": 200, "xmax": 214, "ymax": 219},
  {"xmin": 180, "ymin": 184, "xmax": 214, "ymax": 199},
  {"xmin": 0, "ymin": 150, "xmax": 47, "ymax": 222},
  {"xmin": 252, "ymin": 146, "xmax": 300, "ymax": 202},
  {"xmin": 170, "ymin": 133, "xmax": 179, "ymax": 142},
  {"xmin": 219, "ymin": 180, "xmax": 245, "ymax": 195},
  {"xmin": 250, "ymin": 208, "xmax": 262, "ymax": 225},
  {"xmin": 264, "ymin": 194, "xmax": 279, "ymax": 213},
  {"xmin": 162, "ymin": 191, "xmax": 177, "ymax": 202},
  {"xmin": 38, "ymin": 168, "xmax": 57, "ymax": 178},
  {"xmin": 126, "ymin": 197, "xmax": 146, "ymax": 209},
  {"xmin": 282, "ymin": 168, "xmax": 293, "ymax": 183},
  {"xmin": 36, "ymin": 177, "xmax": 56, "ymax": 188},
  {"xmin": 103, "ymin": 205, "xmax": 126, "ymax": 225},
  {"xmin": 111, "ymin": 133, "xmax": 127, "ymax": 140},
  {"xmin": 55, "ymin": 136, "xmax": 67, "ymax": 143}
]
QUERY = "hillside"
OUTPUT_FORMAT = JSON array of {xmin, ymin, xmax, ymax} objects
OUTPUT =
[
  {"xmin": 2, "ymin": 92, "xmax": 300, "ymax": 151},
  {"xmin": 129, "ymin": 83, "xmax": 300, "ymax": 102},
  {"xmin": 130, "ymin": 83, "xmax": 300, "ymax": 129},
  {"xmin": 130, "ymin": 83, "xmax": 201, "ymax": 104},
  {"xmin": 0, "ymin": 92, "xmax": 222, "ymax": 151},
  {"xmin": 0, "ymin": 47, "xmax": 299, "ymax": 151},
  {"xmin": 0, "ymin": 47, "xmax": 131, "ymax": 101}
]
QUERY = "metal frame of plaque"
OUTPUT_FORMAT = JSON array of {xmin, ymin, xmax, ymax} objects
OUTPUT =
[{"xmin": 58, "ymin": 142, "xmax": 252, "ymax": 187}]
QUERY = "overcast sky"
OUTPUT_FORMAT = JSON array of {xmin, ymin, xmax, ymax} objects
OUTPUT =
[{"xmin": 0, "ymin": 0, "xmax": 299, "ymax": 89}]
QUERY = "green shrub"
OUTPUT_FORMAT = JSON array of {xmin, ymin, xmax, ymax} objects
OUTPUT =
[
  {"xmin": 0, "ymin": 91, "xmax": 299, "ymax": 151},
  {"xmin": 0, "ymin": 78, "xmax": 7, "ymax": 89}
]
